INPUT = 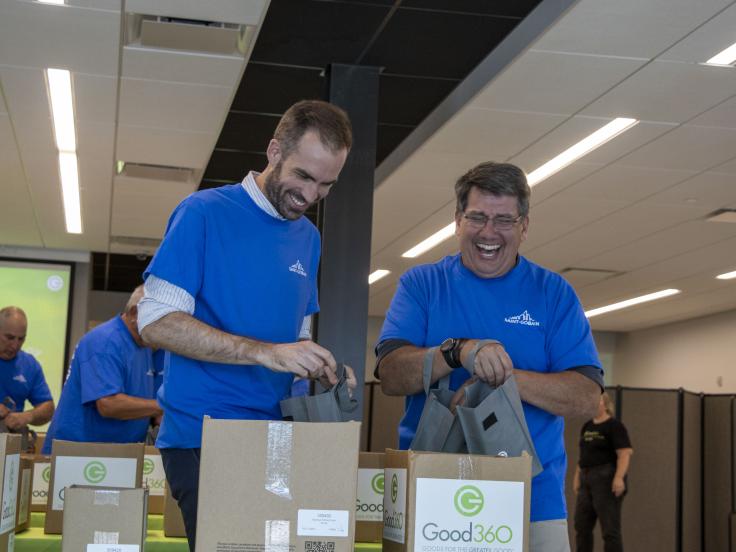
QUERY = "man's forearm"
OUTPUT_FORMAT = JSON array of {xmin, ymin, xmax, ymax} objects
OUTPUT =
[
  {"xmin": 515, "ymin": 369, "xmax": 600, "ymax": 418},
  {"xmin": 141, "ymin": 311, "xmax": 269, "ymax": 365},
  {"xmin": 378, "ymin": 346, "xmax": 451, "ymax": 396},
  {"xmin": 96, "ymin": 394, "xmax": 162, "ymax": 420},
  {"xmin": 615, "ymin": 449, "xmax": 632, "ymax": 479},
  {"xmin": 28, "ymin": 401, "xmax": 54, "ymax": 425}
]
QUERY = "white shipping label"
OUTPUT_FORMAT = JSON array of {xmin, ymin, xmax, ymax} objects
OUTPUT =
[
  {"xmin": 31, "ymin": 462, "xmax": 50, "ymax": 506},
  {"xmin": 0, "ymin": 454, "xmax": 20, "ymax": 534},
  {"xmin": 297, "ymin": 509, "xmax": 349, "ymax": 537},
  {"xmin": 51, "ymin": 457, "xmax": 138, "ymax": 511},
  {"xmin": 356, "ymin": 468, "xmax": 384, "ymax": 522},
  {"xmin": 382, "ymin": 468, "xmax": 407, "ymax": 544},
  {"xmin": 18, "ymin": 468, "xmax": 31, "ymax": 524},
  {"xmin": 86, "ymin": 546, "xmax": 140, "ymax": 552},
  {"xmin": 414, "ymin": 478, "xmax": 525, "ymax": 552},
  {"xmin": 142, "ymin": 454, "xmax": 165, "ymax": 497}
]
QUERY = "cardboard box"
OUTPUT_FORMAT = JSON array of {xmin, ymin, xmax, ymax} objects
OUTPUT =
[
  {"xmin": 383, "ymin": 448, "xmax": 531, "ymax": 552},
  {"xmin": 44, "ymin": 441, "xmax": 144, "ymax": 534},
  {"xmin": 143, "ymin": 446, "xmax": 165, "ymax": 514},
  {"xmin": 61, "ymin": 486, "xmax": 148, "ymax": 552},
  {"xmin": 34, "ymin": 433, "xmax": 45, "ymax": 456},
  {"xmin": 196, "ymin": 418, "xmax": 360, "ymax": 552},
  {"xmin": 30, "ymin": 454, "xmax": 50, "ymax": 512},
  {"xmin": 163, "ymin": 483, "xmax": 187, "ymax": 538},
  {"xmin": 15, "ymin": 456, "xmax": 32, "ymax": 532},
  {"xmin": 0, "ymin": 435, "xmax": 21, "ymax": 551},
  {"xmin": 356, "ymin": 452, "xmax": 385, "ymax": 543}
]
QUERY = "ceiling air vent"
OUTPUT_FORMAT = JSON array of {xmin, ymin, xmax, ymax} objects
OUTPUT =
[
  {"xmin": 559, "ymin": 268, "xmax": 622, "ymax": 288},
  {"xmin": 124, "ymin": 13, "xmax": 256, "ymax": 56},
  {"xmin": 705, "ymin": 209, "xmax": 736, "ymax": 224},
  {"xmin": 117, "ymin": 162, "xmax": 193, "ymax": 184}
]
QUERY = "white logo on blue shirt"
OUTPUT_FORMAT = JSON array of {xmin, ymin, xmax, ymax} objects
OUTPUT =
[
  {"xmin": 504, "ymin": 310, "xmax": 540, "ymax": 327},
  {"xmin": 289, "ymin": 260, "xmax": 307, "ymax": 277},
  {"xmin": 146, "ymin": 369, "xmax": 156, "ymax": 377},
  {"xmin": 12, "ymin": 375, "xmax": 27, "ymax": 384}
]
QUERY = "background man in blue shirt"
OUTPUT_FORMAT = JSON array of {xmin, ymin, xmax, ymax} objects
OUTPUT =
[
  {"xmin": 137, "ymin": 100, "xmax": 355, "ymax": 551},
  {"xmin": 0, "ymin": 306, "xmax": 54, "ymax": 433},
  {"xmin": 43, "ymin": 286, "xmax": 162, "ymax": 454},
  {"xmin": 376, "ymin": 162, "xmax": 603, "ymax": 552}
]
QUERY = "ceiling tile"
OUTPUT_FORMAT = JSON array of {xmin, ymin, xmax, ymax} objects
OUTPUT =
[
  {"xmin": 688, "ymin": 94, "xmax": 736, "ymax": 129},
  {"xmin": 116, "ymin": 125, "xmax": 216, "ymax": 169},
  {"xmin": 646, "ymin": 170, "xmax": 736, "ymax": 209},
  {"xmin": 125, "ymin": 0, "xmax": 270, "ymax": 25},
  {"xmin": 659, "ymin": 2, "xmax": 736, "ymax": 63},
  {"xmin": 474, "ymin": 50, "xmax": 645, "ymax": 114},
  {"xmin": 581, "ymin": 60, "xmax": 736, "ymax": 123}
]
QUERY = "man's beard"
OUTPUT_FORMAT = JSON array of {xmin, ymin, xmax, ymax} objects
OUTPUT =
[{"xmin": 263, "ymin": 164, "xmax": 309, "ymax": 221}]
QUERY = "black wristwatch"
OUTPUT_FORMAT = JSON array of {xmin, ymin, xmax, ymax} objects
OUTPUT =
[{"xmin": 440, "ymin": 337, "xmax": 467, "ymax": 369}]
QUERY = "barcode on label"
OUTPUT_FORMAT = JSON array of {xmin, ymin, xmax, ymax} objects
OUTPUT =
[{"xmin": 304, "ymin": 541, "xmax": 335, "ymax": 552}]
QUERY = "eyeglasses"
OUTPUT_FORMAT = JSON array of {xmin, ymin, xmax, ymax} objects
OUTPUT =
[{"xmin": 462, "ymin": 212, "xmax": 523, "ymax": 231}]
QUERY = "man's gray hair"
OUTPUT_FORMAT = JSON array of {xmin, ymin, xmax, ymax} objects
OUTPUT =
[{"xmin": 454, "ymin": 162, "xmax": 531, "ymax": 217}]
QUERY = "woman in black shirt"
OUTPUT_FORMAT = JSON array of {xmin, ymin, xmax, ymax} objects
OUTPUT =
[{"xmin": 573, "ymin": 392, "xmax": 633, "ymax": 552}]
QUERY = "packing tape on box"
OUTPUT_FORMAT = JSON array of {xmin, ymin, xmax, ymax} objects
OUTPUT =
[
  {"xmin": 93, "ymin": 531, "xmax": 119, "ymax": 544},
  {"xmin": 264, "ymin": 520, "xmax": 290, "ymax": 552},
  {"xmin": 456, "ymin": 456, "xmax": 476, "ymax": 479},
  {"xmin": 265, "ymin": 421, "xmax": 293, "ymax": 499},
  {"xmin": 93, "ymin": 490, "xmax": 120, "ymax": 506}
]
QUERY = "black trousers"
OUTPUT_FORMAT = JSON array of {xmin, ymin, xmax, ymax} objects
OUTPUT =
[
  {"xmin": 161, "ymin": 448, "xmax": 201, "ymax": 552},
  {"xmin": 574, "ymin": 463, "xmax": 625, "ymax": 552}
]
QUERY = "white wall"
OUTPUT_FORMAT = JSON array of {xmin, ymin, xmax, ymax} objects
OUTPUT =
[
  {"xmin": 614, "ymin": 308, "xmax": 736, "ymax": 393},
  {"xmin": 592, "ymin": 331, "xmax": 617, "ymax": 385}
]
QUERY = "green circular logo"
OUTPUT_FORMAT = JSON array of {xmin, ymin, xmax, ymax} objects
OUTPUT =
[
  {"xmin": 371, "ymin": 473, "xmax": 384, "ymax": 495},
  {"xmin": 143, "ymin": 458, "xmax": 155, "ymax": 476},
  {"xmin": 391, "ymin": 474, "xmax": 398, "ymax": 503},
  {"xmin": 42, "ymin": 466, "xmax": 51, "ymax": 483},
  {"xmin": 454, "ymin": 485, "xmax": 484, "ymax": 517},
  {"xmin": 83, "ymin": 461, "xmax": 107, "ymax": 484}
]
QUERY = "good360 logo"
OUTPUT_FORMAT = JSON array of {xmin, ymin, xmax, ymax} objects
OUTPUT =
[
  {"xmin": 372, "ymin": 473, "xmax": 385, "ymax": 495},
  {"xmin": 83, "ymin": 461, "xmax": 107, "ymax": 484},
  {"xmin": 42, "ymin": 466, "xmax": 51, "ymax": 483},
  {"xmin": 391, "ymin": 474, "xmax": 398, "ymax": 503},
  {"xmin": 143, "ymin": 458, "xmax": 155, "ymax": 476},
  {"xmin": 454, "ymin": 485, "xmax": 484, "ymax": 517}
]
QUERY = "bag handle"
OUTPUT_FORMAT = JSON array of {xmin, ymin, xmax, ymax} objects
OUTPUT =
[
  {"xmin": 422, "ymin": 347, "xmax": 451, "ymax": 396},
  {"xmin": 333, "ymin": 363, "xmax": 359, "ymax": 413}
]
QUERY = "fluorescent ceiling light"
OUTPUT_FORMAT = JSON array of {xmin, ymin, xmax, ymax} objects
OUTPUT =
[
  {"xmin": 716, "ymin": 270, "xmax": 736, "ymax": 280},
  {"xmin": 46, "ymin": 68, "xmax": 76, "ymax": 152},
  {"xmin": 368, "ymin": 269, "xmax": 391, "ymax": 285},
  {"xmin": 526, "ymin": 118, "xmax": 639, "ymax": 187},
  {"xmin": 402, "ymin": 222, "xmax": 456, "ymax": 259},
  {"xmin": 38, "ymin": 0, "xmax": 65, "ymax": 4},
  {"xmin": 58, "ymin": 152, "xmax": 82, "ymax": 234},
  {"xmin": 705, "ymin": 42, "xmax": 736, "ymax": 66},
  {"xmin": 585, "ymin": 289, "xmax": 680, "ymax": 319}
]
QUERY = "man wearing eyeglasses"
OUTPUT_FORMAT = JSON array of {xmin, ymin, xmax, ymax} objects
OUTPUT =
[{"xmin": 375, "ymin": 161, "xmax": 603, "ymax": 552}]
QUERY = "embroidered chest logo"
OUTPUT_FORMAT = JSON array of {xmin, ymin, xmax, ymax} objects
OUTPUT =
[
  {"xmin": 504, "ymin": 310, "xmax": 540, "ymax": 327},
  {"xmin": 289, "ymin": 260, "xmax": 307, "ymax": 277},
  {"xmin": 12, "ymin": 375, "xmax": 27, "ymax": 384}
]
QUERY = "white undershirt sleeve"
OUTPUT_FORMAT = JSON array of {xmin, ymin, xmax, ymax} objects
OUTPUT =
[{"xmin": 137, "ymin": 275, "xmax": 195, "ymax": 333}]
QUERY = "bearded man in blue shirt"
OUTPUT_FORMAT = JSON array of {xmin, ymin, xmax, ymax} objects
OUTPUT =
[
  {"xmin": 376, "ymin": 162, "xmax": 603, "ymax": 552},
  {"xmin": 137, "ymin": 100, "xmax": 356, "ymax": 551}
]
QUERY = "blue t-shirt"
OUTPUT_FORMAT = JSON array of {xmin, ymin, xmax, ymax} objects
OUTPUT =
[
  {"xmin": 42, "ymin": 316, "xmax": 158, "ymax": 454},
  {"xmin": 0, "ymin": 351, "xmax": 53, "ymax": 411},
  {"xmin": 378, "ymin": 254, "xmax": 601, "ymax": 522},
  {"xmin": 144, "ymin": 183, "xmax": 321, "ymax": 449}
]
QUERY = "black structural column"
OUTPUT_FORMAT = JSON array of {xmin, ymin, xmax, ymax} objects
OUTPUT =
[{"xmin": 316, "ymin": 63, "xmax": 380, "ymax": 422}]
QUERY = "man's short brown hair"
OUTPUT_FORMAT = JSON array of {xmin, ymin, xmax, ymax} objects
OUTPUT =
[{"xmin": 274, "ymin": 100, "xmax": 353, "ymax": 158}]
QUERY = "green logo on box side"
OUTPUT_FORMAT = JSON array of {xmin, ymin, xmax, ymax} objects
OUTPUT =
[
  {"xmin": 42, "ymin": 466, "xmax": 51, "ymax": 483},
  {"xmin": 83, "ymin": 461, "xmax": 107, "ymax": 484},
  {"xmin": 143, "ymin": 458, "xmax": 155, "ymax": 475},
  {"xmin": 371, "ymin": 473, "xmax": 384, "ymax": 495},
  {"xmin": 454, "ymin": 485, "xmax": 484, "ymax": 517},
  {"xmin": 391, "ymin": 474, "xmax": 398, "ymax": 503}
]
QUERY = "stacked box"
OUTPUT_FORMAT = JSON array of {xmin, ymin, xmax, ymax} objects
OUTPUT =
[
  {"xmin": 356, "ymin": 452, "xmax": 385, "ymax": 542},
  {"xmin": 0, "ymin": 434, "xmax": 21, "ymax": 551},
  {"xmin": 383, "ymin": 448, "xmax": 531, "ymax": 552},
  {"xmin": 15, "ymin": 456, "xmax": 32, "ymax": 532},
  {"xmin": 143, "ymin": 446, "xmax": 165, "ymax": 514}
]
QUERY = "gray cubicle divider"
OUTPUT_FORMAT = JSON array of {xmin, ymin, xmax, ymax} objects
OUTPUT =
[
  {"xmin": 681, "ymin": 391, "xmax": 702, "ymax": 552},
  {"xmin": 703, "ymin": 394, "xmax": 734, "ymax": 552},
  {"xmin": 620, "ymin": 388, "xmax": 679, "ymax": 552},
  {"xmin": 565, "ymin": 387, "xmax": 619, "ymax": 551}
]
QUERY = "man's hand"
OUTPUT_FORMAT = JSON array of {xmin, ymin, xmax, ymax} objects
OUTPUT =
[
  {"xmin": 460, "ymin": 340, "xmax": 513, "ymax": 387},
  {"xmin": 612, "ymin": 476, "xmax": 626, "ymax": 497},
  {"xmin": 0, "ymin": 404, "xmax": 10, "ymax": 419},
  {"xmin": 4, "ymin": 411, "xmax": 31, "ymax": 431},
  {"xmin": 265, "ymin": 341, "xmax": 338, "ymax": 386}
]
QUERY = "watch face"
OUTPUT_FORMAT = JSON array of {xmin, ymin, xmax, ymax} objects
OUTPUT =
[{"xmin": 440, "ymin": 338, "xmax": 455, "ymax": 352}]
